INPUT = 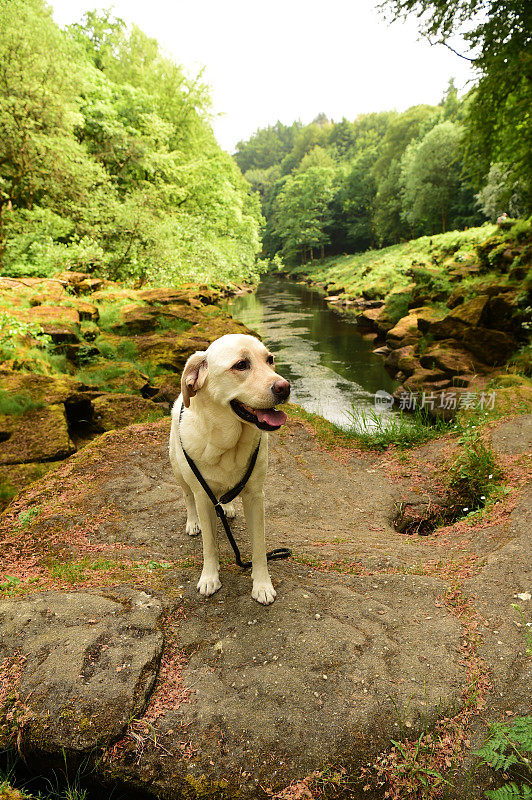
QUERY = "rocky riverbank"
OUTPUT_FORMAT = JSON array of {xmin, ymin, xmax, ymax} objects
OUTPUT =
[
  {"xmin": 0, "ymin": 272, "xmax": 254, "ymax": 508},
  {"xmin": 288, "ymin": 221, "xmax": 532, "ymax": 417}
]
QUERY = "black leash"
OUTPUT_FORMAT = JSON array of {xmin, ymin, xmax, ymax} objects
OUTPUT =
[{"xmin": 179, "ymin": 403, "xmax": 291, "ymax": 569}]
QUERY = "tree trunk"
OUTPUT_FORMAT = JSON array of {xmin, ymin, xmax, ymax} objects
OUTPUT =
[
  {"xmin": 441, "ymin": 203, "xmax": 447, "ymax": 233},
  {"xmin": 320, "ymin": 244, "xmax": 324, "ymax": 261},
  {"xmin": 310, "ymin": 247, "xmax": 314, "ymax": 261}
]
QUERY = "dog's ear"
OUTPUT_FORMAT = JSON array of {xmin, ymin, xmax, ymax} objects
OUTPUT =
[{"xmin": 181, "ymin": 350, "xmax": 208, "ymax": 407}]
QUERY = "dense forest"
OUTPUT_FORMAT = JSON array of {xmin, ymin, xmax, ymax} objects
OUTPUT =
[
  {"xmin": 235, "ymin": 0, "xmax": 531, "ymax": 266},
  {"xmin": 0, "ymin": 0, "xmax": 263, "ymax": 286},
  {"xmin": 0, "ymin": 0, "xmax": 529, "ymax": 282}
]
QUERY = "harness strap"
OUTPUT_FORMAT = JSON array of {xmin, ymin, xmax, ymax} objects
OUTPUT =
[{"xmin": 179, "ymin": 403, "xmax": 291, "ymax": 569}]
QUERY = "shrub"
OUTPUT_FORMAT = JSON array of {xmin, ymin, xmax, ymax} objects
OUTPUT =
[{"xmin": 448, "ymin": 429, "xmax": 503, "ymax": 510}]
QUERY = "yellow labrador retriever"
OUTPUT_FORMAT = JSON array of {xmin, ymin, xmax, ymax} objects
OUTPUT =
[{"xmin": 169, "ymin": 334, "xmax": 290, "ymax": 605}]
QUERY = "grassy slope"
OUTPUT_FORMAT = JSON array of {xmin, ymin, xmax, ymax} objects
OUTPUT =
[{"xmin": 287, "ymin": 225, "xmax": 498, "ymax": 299}]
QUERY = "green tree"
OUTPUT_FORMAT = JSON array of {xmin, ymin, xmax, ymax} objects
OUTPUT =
[
  {"xmin": 380, "ymin": 0, "xmax": 531, "ymax": 211},
  {"xmin": 401, "ymin": 120, "xmax": 464, "ymax": 233},
  {"xmin": 0, "ymin": 0, "xmax": 107, "ymax": 266},
  {"xmin": 273, "ymin": 166, "xmax": 334, "ymax": 263},
  {"xmin": 234, "ymin": 121, "xmax": 301, "ymax": 172}
]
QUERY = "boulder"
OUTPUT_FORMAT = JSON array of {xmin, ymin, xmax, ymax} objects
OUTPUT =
[
  {"xmin": 446, "ymin": 286, "xmax": 467, "ymax": 309},
  {"xmin": 484, "ymin": 293, "xmax": 521, "ymax": 333},
  {"xmin": 461, "ymin": 327, "xmax": 518, "ymax": 366},
  {"xmin": 399, "ymin": 367, "xmax": 449, "ymax": 394},
  {"xmin": 372, "ymin": 345, "xmax": 390, "ymax": 357},
  {"xmin": 0, "ymin": 405, "xmax": 75, "ymax": 465},
  {"xmin": 78, "ymin": 361, "xmax": 150, "ymax": 394},
  {"xmin": 427, "ymin": 296, "xmax": 490, "ymax": 340},
  {"xmin": 92, "ymin": 394, "xmax": 166, "ymax": 432},
  {"xmin": 0, "ymin": 370, "xmax": 86, "ymax": 405},
  {"xmin": 356, "ymin": 307, "xmax": 394, "ymax": 335},
  {"xmin": 137, "ymin": 287, "xmax": 203, "ymax": 306},
  {"xmin": 386, "ymin": 307, "xmax": 438, "ymax": 348},
  {"xmin": 0, "ymin": 590, "xmax": 163, "ymax": 754},
  {"xmin": 25, "ymin": 305, "xmax": 80, "ymax": 326},
  {"xmin": 419, "ymin": 341, "xmax": 486, "ymax": 376},
  {"xmin": 384, "ymin": 345, "xmax": 418, "ymax": 377},
  {"xmin": 72, "ymin": 300, "xmax": 99, "ymax": 322},
  {"xmin": 149, "ymin": 376, "xmax": 181, "ymax": 405},
  {"xmin": 110, "ymin": 305, "xmax": 196, "ymax": 335}
]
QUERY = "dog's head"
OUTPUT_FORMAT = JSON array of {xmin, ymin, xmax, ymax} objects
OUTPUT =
[{"xmin": 181, "ymin": 334, "xmax": 290, "ymax": 431}]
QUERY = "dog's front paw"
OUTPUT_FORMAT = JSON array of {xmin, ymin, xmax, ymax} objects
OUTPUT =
[
  {"xmin": 197, "ymin": 572, "xmax": 221, "ymax": 597},
  {"xmin": 222, "ymin": 502, "xmax": 236, "ymax": 519},
  {"xmin": 186, "ymin": 519, "xmax": 201, "ymax": 537},
  {"xmin": 252, "ymin": 581, "xmax": 276, "ymax": 605}
]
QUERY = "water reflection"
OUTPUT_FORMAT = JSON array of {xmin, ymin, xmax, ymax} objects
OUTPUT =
[{"xmin": 228, "ymin": 276, "xmax": 398, "ymax": 428}]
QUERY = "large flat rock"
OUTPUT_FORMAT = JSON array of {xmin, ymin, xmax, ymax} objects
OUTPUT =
[
  {"xmin": 0, "ymin": 415, "xmax": 529, "ymax": 796},
  {"xmin": 0, "ymin": 590, "xmax": 163, "ymax": 754}
]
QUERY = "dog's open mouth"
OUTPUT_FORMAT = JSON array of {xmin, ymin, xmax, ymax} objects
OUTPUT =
[{"xmin": 230, "ymin": 399, "xmax": 287, "ymax": 431}]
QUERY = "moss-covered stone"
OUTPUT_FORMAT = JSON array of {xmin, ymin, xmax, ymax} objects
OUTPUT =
[
  {"xmin": 419, "ymin": 341, "xmax": 487, "ymax": 376},
  {"xmin": 0, "ymin": 404, "xmax": 75, "ymax": 465},
  {"xmin": 92, "ymin": 394, "xmax": 166, "ymax": 431},
  {"xmin": 110, "ymin": 304, "xmax": 196, "ymax": 335},
  {"xmin": 0, "ymin": 369, "xmax": 85, "ymax": 404}
]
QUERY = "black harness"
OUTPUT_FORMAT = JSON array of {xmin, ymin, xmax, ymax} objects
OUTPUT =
[{"xmin": 179, "ymin": 403, "xmax": 291, "ymax": 569}]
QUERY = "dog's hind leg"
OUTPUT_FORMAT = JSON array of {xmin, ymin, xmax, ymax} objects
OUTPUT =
[{"xmin": 195, "ymin": 495, "xmax": 221, "ymax": 597}]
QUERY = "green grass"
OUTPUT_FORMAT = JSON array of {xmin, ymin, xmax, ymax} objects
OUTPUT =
[
  {"xmin": 287, "ymin": 224, "xmax": 498, "ymax": 300},
  {"xmin": 287, "ymin": 403, "xmax": 451, "ymax": 452},
  {"xmin": 346, "ymin": 408, "xmax": 452, "ymax": 451},
  {"xmin": 152, "ymin": 315, "xmax": 192, "ymax": 334},
  {"xmin": 93, "ymin": 335, "xmax": 138, "ymax": 362},
  {"xmin": 94, "ymin": 296, "xmax": 147, "ymax": 332}
]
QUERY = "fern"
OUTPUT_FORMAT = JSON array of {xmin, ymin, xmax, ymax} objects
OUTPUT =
[
  {"xmin": 486, "ymin": 782, "xmax": 532, "ymax": 800},
  {"xmin": 475, "ymin": 716, "xmax": 532, "ymax": 800}
]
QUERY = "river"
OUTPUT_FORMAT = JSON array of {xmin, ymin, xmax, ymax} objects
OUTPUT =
[{"xmin": 227, "ymin": 275, "xmax": 398, "ymax": 429}]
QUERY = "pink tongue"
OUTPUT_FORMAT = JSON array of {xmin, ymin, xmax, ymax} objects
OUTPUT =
[{"xmin": 255, "ymin": 408, "xmax": 287, "ymax": 427}]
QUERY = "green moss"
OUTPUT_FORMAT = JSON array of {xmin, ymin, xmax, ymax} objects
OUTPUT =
[
  {"xmin": 0, "ymin": 389, "xmax": 44, "ymax": 416},
  {"xmin": 183, "ymin": 774, "xmax": 232, "ymax": 800}
]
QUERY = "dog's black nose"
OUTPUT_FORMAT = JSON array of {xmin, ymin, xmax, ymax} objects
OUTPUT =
[{"xmin": 272, "ymin": 379, "xmax": 290, "ymax": 402}]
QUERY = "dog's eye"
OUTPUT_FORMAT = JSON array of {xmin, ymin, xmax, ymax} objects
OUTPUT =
[
  {"xmin": 266, "ymin": 354, "xmax": 274, "ymax": 365},
  {"xmin": 232, "ymin": 359, "xmax": 250, "ymax": 371}
]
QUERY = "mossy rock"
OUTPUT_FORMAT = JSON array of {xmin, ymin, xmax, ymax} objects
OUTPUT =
[
  {"xmin": 0, "ymin": 369, "xmax": 85, "ymax": 405},
  {"xmin": 109, "ymin": 304, "xmax": 196, "ymax": 335},
  {"xmin": 384, "ymin": 345, "xmax": 418, "ymax": 377},
  {"xmin": 72, "ymin": 299, "xmax": 99, "ymax": 321},
  {"xmin": 461, "ymin": 327, "xmax": 518, "ymax": 366},
  {"xmin": 92, "ymin": 394, "xmax": 167, "ymax": 431},
  {"xmin": 419, "ymin": 341, "xmax": 487, "ymax": 377},
  {"xmin": 76, "ymin": 360, "xmax": 150, "ymax": 393},
  {"xmin": 387, "ymin": 307, "xmax": 439, "ymax": 348},
  {"xmin": 0, "ymin": 404, "xmax": 75, "ymax": 465}
]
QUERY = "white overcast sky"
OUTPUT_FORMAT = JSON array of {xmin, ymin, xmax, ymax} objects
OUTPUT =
[{"xmin": 50, "ymin": 0, "xmax": 477, "ymax": 154}]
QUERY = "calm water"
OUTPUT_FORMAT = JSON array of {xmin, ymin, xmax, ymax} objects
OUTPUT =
[{"xmin": 227, "ymin": 276, "xmax": 398, "ymax": 428}]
